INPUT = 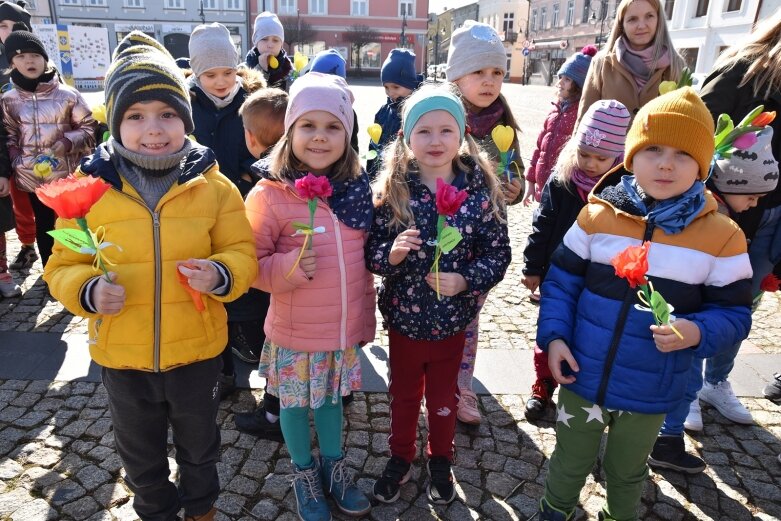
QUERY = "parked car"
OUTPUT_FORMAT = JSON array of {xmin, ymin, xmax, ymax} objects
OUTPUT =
[
  {"xmin": 427, "ymin": 64, "xmax": 437, "ymax": 79},
  {"xmin": 436, "ymin": 63, "xmax": 446, "ymax": 80}
]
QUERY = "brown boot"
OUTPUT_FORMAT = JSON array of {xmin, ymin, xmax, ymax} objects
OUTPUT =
[{"xmin": 185, "ymin": 507, "xmax": 217, "ymax": 521}]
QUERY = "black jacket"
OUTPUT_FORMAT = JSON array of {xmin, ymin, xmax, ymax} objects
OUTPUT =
[
  {"xmin": 522, "ymin": 175, "xmax": 585, "ymax": 279},
  {"xmin": 244, "ymin": 47, "xmax": 292, "ymax": 91}
]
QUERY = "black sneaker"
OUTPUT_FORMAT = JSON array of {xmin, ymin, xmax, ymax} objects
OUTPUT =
[
  {"xmin": 9, "ymin": 245, "xmax": 37, "ymax": 270},
  {"xmin": 648, "ymin": 435, "xmax": 706, "ymax": 474},
  {"xmin": 229, "ymin": 320, "xmax": 263, "ymax": 363},
  {"xmin": 427, "ymin": 456, "xmax": 456, "ymax": 505},
  {"xmin": 525, "ymin": 378, "xmax": 556, "ymax": 421},
  {"xmin": 342, "ymin": 392, "xmax": 354, "ymax": 407},
  {"xmin": 234, "ymin": 404, "xmax": 283, "ymax": 441},
  {"xmin": 762, "ymin": 373, "xmax": 781, "ymax": 401},
  {"xmin": 373, "ymin": 455, "xmax": 411, "ymax": 503}
]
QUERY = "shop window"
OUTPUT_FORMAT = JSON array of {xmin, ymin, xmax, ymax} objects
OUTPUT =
[{"xmin": 360, "ymin": 42, "xmax": 381, "ymax": 68}]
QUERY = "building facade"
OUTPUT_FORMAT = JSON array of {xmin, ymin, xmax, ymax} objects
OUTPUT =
[
  {"xmin": 22, "ymin": 0, "xmax": 54, "ymax": 25},
  {"xmin": 52, "ymin": 0, "xmax": 248, "ymax": 59},
  {"xmin": 477, "ymin": 0, "xmax": 530, "ymax": 83},
  {"xmin": 249, "ymin": 0, "xmax": 429, "ymax": 73}
]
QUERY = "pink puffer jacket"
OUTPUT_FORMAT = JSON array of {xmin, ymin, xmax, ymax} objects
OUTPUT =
[
  {"xmin": 245, "ymin": 179, "xmax": 376, "ymax": 352},
  {"xmin": 526, "ymin": 99, "xmax": 579, "ymax": 201},
  {"xmin": 2, "ymin": 75, "xmax": 96, "ymax": 192}
]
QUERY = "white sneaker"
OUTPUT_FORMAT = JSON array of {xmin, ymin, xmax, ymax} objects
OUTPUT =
[
  {"xmin": 698, "ymin": 380, "xmax": 753, "ymax": 424},
  {"xmin": 0, "ymin": 278, "xmax": 21, "ymax": 298},
  {"xmin": 683, "ymin": 399, "xmax": 703, "ymax": 431}
]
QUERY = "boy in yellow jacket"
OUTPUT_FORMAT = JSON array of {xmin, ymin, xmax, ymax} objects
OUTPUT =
[{"xmin": 44, "ymin": 32, "xmax": 257, "ymax": 521}]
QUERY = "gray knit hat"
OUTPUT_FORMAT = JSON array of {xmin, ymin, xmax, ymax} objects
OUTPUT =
[
  {"xmin": 445, "ymin": 21, "xmax": 506, "ymax": 82},
  {"xmin": 252, "ymin": 11, "xmax": 284, "ymax": 47},
  {"xmin": 712, "ymin": 127, "xmax": 779, "ymax": 194},
  {"xmin": 189, "ymin": 23, "xmax": 239, "ymax": 77},
  {"xmin": 105, "ymin": 31, "xmax": 194, "ymax": 141}
]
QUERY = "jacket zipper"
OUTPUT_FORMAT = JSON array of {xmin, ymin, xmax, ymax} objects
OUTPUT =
[
  {"xmin": 329, "ymin": 207, "xmax": 348, "ymax": 349},
  {"xmin": 595, "ymin": 223, "xmax": 655, "ymax": 405}
]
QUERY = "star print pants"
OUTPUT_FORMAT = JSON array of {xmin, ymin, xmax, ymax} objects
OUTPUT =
[
  {"xmin": 544, "ymin": 388, "xmax": 664, "ymax": 521},
  {"xmin": 388, "ymin": 329, "xmax": 466, "ymax": 463}
]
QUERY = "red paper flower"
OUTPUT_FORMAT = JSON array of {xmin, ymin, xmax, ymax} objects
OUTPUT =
[
  {"xmin": 611, "ymin": 241, "xmax": 650, "ymax": 288},
  {"xmin": 435, "ymin": 177, "xmax": 468, "ymax": 217},
  {"xmin": 760, "ymin": 273, "xmax": 780, "ymax": 293},
  {"xmin": 35, "ymin": 175, "xmax": 111, "ymax": 219},
  {"xmin": 751, "ymin": 111, "xmax": 776, "ymax": 127},
  {"xmin": 295, "ymin": 172, "xmax": 333, "ymax": 200}
]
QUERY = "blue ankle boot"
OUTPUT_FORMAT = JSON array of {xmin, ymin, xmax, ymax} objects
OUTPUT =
[
  {"xmin": 291, "ymin": 460, "xmax": 332, "ymax": 521},
  {"xmin": 319, "ymin": 455, "xmax": 371, "ymax": 517},
  {"xmin": 538, "ymin": 497, "xmax": 573, "ymax": 521}
]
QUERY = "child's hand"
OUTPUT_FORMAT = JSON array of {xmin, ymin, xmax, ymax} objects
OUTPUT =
[
  {"xmin": 93, "ymin": 272, "xmax": 125, "ymax": 315},
  {"xmin": 0, "ymin": 177, "xmax": 9, "ymax": 197},
  {"xmin": 425, "ymin": 272, "xmax": 468, "ymax": 296},
  {"xmin": 299, "ymin": 248, "xmax": 316, "ymax": 279},
  {"xmin": 389, "ymin": 226, "xmax": 422, "ymax": 266},
  {"xmin": 548, "ymin": 339, "xmax": 579, "ymax": 384},
  {"xmin": 503, "ymin": 178, "xmax": 523, "ymax": 203},
  {"xmin": 522, "ymin": 181, "xmax": 536, "ymax": 206},
  {"xmin": 258, "ymin": 53, "xmax": 271, "ymax": 71},
  {"xmin": 651, "ymin": 319, "xmax": 701, "ymax": 352},
  {"xmin": 522, "ymin": 274, "xmax": 541, "ymax": 292},
  {"xmin": 177, "ymin": 259, "xmax": 221, "ymax": 293}
]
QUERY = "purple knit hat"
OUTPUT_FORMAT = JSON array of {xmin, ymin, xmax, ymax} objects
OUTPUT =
[
  {"xmin": 285, "ymin": 72, "xmax": 355, "ymax": 138},
  {"xmin": 575, "ymin": 99, "xmax": 631, "ymax": 158}
]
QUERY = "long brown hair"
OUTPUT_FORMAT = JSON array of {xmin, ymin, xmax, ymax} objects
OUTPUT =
[
  {"xmin": 605, "ymin": 0, "xmax": 685, "ymax": 79},
  {"xmin": 712, "ymin": 11, "xmax": 781, "ymax": 99}
]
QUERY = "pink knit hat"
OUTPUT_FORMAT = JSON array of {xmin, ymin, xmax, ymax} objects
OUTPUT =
[
  {"xmin": 575, "ymin": 99, "xmax": 631, "ymax": 158},
  {"xmin": 285, "ymin": 72, "xmax": 355, "ymax": 138}
]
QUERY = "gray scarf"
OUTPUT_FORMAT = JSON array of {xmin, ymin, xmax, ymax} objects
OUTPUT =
[{"xmin": 196, "ymin": 76, "xmax": 242, "ymax": 109}]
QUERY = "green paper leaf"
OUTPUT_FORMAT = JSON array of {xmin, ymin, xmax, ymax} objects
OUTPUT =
[
  {"xmin": 365, "ymin": 150, "xmax": 378, "ymax": 160},
  {"xmin": 437, "ymin": 226, "xmax": 463, "ymax": 254},
  {"xmin": 101, "ymin": 131, "xmax": 110, "ymax": 144},
  {"xmin": 47, "ymin": 228, "xmax": 93, "ymax": 254},
  {"xmin": 650, "ymin": 290, "xmax": 670, "ymax": 325},
  {"xmin": 736, "ymin": 105, "xmax": 764, "ymax": 128},
  {"xmin": 291, "ymin": 221, "xmax": 313, "ymax": 231},
  {"xmin": 714, "ymin": 114, "xmax": 734, "ymax": 147}
]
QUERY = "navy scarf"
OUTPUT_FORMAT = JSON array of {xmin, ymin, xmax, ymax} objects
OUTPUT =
[{"xmin": 621, "ymin": 175, "xmax": 706, "ymax": 235}]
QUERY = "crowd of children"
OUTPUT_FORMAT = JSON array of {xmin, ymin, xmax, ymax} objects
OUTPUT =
[{"xmin": 0, "ymin": 3, "xmax": 777, "ymax": 520}]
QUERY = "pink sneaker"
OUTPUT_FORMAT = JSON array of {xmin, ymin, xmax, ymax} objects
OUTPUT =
[{"xmin": 457, "ymin": 389, "xmax": 481, "ymax": 425}]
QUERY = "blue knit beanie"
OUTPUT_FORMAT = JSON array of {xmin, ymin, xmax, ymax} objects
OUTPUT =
[
  {"xmin": 557, "ymin": 45, "xmax": 598, "ymax": 89},
  {"xmin": 380, "ymin": 48, "xmax": 423, "ymax": 91},
  {"xmin": 309, "ymin": 49, "xmax": 346, "ymax": 79}
]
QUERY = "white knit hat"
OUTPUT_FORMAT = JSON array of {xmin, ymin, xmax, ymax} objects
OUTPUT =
[
  {"xmin": 252, "ymin": 11, "xmax": 284, "ymax": 47},
  {"xmin": 189, "ymin": 23, "xmax": 239, "ymax": 76},
  {"xmin": 445, "ymin": 21, "xmax": 506, "ymax": 82}
]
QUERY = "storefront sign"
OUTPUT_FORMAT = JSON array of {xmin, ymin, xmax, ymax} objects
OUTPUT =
[
  {"xmin": 377, "ymin": 34, "xmax": 416, "ymax": 44},
  {"xmin": 162, "ymin": 24, "xmax": 191, "ymax": 34},
  {"xmin": 115, "ymin": 23, "xmax": 155, "ymax": 33}
]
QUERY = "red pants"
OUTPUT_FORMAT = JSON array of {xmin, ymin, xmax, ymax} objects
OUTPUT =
[
  {"xmin": 9, "ymin": 181, "xmax": 35, "ymax": 245},
  {"xmin": 388, "ymin": 329, "xmax": 465, "ymax": 463},
  {"xmin": 534, "ymin": 343, "xmax": 555, "ymax": 380}
]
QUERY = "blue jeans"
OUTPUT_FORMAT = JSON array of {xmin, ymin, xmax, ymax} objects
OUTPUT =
[{"xmin": 660, "ymin": 206, "xmax": 781, "ymax": 436}]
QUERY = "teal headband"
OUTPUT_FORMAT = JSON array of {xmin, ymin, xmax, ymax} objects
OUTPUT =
[{"xmin": 402, "ymin": 92, "xmax": 466, "ymax": 144}]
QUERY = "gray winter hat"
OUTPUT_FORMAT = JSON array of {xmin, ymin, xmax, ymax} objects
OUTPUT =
[
  {"xmin": 445, "ymin": 21, "xmax": 506, "ymax": 82},
  {"xmin": 712, "ymin": 127, "xmax": 779, "ymax": 194},
  {"xmin": 252, "ymin": 11, "xmax": 284, "ymax": 47},
  {"xmin": 189, "ymin": 23, "xmax": 239, "ymax": 76}
]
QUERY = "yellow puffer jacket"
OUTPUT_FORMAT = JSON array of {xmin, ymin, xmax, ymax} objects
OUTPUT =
[{"xmin": 44, "ymin": 144, "xmax": 258, "ymax": 372}]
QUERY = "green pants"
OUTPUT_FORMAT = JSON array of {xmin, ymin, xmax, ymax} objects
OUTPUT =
[{"xmin": 544, "ymin": 388, "xmax": 664, "ymax": 521}]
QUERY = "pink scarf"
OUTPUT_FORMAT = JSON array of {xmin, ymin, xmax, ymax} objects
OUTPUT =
[
  {"xmin": 571, "ymin": 168, "xmax": 601, "ymax": 202},
  {"xmin": 615, "ymin": 36, "xmax": 671, "ymax": 91}
]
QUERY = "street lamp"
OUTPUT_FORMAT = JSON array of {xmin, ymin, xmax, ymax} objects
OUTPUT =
[
  {"xmin": 199, "ymin": 0, "xmax": 206, "ymax": 24},
  {"xmin": 400, "ymin": 11, "xmax": 408, "ymax": 48},
  {"xmin": 588, "ymin": 0, "xmax": 611, "ymax": 48},
  {"xmin": 428, "ymin": 20, "xmax": 446, "ymax": 81}
]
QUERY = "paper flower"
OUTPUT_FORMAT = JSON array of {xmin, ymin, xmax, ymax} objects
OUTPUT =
[
  {"xmin": 751, "ymin": 111, "xmax": 776, "ymax": 128},
  {"xmin": 36, "ymin": 175, "xmax": 117, "ymax": 281},
  {"xmin": 760, "ymin": 273, "xmax": 780, "ymax": 293},
  {"xmin": 658, "ymin": 67, "xmax": 693, "ymax": 96},
  {"xmin": 732, "ymin": 132, "xmax": 758, "ymax": 150},
  {"xmin": 91, "ymin": 103, "xmax": 107, "ymax": 125},
  {"xmin": 430, "ymin": 177, "xmax": 467, "ymax": 300},
  {"xmin": 269, "ymin": 55, "xmax": 279, "ymax": 69},
  {"xmin": 367, "ymin": 123, "xmax": 382, "ymax": 145},
  {"xmin": 658, "ymin": 81, "xmax": 677, "ymax": 96},
  {"xmin": 491, "ymin": 125, "xmax": 519, "ymax": 182},
  {"xmin": 286, "ymin": 173, "xmax": 332, "ymax": 278},
  {"xmin": 713, "ymin": 105, "xmax": 772, "ymax": 161},
  {"xmin": 176, "ymin": 262, "xmax": 206, "ymax": 311},
  {"xmin": 288, "ymin": 52, "xmax": 309, "ymax": 83},
  {"xmin": 611, "ymin": 242, "xmax": 683, "ymax": 339}
]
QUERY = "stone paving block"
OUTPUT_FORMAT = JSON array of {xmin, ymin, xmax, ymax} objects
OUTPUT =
[
  {"xmin": 76, "ymin": 464, "xmax": 112, "ymax": 491},
  {"xmin": 42, "ymin": 478, "xmax": 86, "ymax": 506},
  {"xmin": 62, "ymin": 496, "xmax": 101, "ymax": 520},
  {"xmin": 0, "ymin": 486, "xmax": 33, "ymax": 515},
  {"xmin": 93, "ymin": 482, "xmax": 130, "ymax": 509},
  {"xmin": 0, "ymin": 458, "xmax": 23, "ymax": 479}
]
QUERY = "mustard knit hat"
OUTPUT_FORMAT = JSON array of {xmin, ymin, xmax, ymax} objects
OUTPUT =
[{"xmin": 624, "ymin": 87, "xmax": 715, "ymax": 180}]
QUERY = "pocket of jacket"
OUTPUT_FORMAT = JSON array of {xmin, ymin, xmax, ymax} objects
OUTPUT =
[
  {"xmin": 91, "ymin": 315, "xmax": 113, "ymax": 352},
  {"xmin": 199, "ymin": 300, "xmax": 217, "ymax": 343}
]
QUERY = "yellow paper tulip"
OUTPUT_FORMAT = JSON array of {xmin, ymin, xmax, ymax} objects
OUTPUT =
[
  {"xmin": 34, "ymin": 161, "xmax": 52, "ymax": 178},
  {"xmin": 367, "ymin": 123, "xmax": 382, "ymax": 144},
  {"xmin": 491, "ymin": 125, "xmax": 515, "ymax": 153},
  {"xmin": 658, "ymin": 81, "xmax": 677, "ymax": 96},
  {"xmin": 92, "ymin": 103, "xmax": 107, "ymax": 125},
  {"xmin": 293, "ymin": 52, "xmax": 309, "ymax": 73},
  {"xmin": 269, "ymin": 55, "xmax": 279, "ymax": 69}
]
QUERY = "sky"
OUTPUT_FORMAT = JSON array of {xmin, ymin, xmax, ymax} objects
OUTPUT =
[{"xmin": 428, "ymin": 0, "xmax": 477, "ymax": 14}]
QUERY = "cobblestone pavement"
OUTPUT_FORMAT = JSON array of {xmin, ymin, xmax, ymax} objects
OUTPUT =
[{"xmin": 0, "ymin": 83, "xmax": 780, "ymax": 520}]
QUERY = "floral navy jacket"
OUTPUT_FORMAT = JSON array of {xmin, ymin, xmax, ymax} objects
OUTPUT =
[{"xmin": 366, "ymin": 158, "xmax": 511, "ymax": 340}]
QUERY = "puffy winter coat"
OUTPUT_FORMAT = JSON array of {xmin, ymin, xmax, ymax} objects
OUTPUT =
[
  {"xmin": 366, "ymin": 96, "xmax": 404, "ymax": 179},
  {"xmin": 244, "ymin": 47, "xmax": 293, "ymax": 91},
  {"xmin": 44, "ymin": 143, "xmax": 258, "ymax": 372},
  {"xmin": 526, "ymin": 100, "xmax": 579, "ymax": 201},
  {"xmin": 537, "ymin": 166, "xmax": 753, "ymax": 414},
  {"xmin": 245, "ymin": 177, "xmax": 376, "ymax": 352},
  {"xmin": 2, "ymin": 74, "xmax": 96, "ymax": 192}
]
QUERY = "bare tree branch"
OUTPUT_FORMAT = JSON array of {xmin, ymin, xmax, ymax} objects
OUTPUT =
[
  {"xmin": 344, "ymin": 24, "xmax": 380, "ymax": 72},
  {"xmin": 279, "ymin": 16, "xmax": 318, "ymax": 54}
]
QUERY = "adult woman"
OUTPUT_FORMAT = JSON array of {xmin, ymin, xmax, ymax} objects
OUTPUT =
[{"xmin": 577, "ymin": 0, "xmax": 685, "ymax": 124}]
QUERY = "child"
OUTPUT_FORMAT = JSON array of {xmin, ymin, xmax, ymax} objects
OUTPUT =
[
  {"xmin": 648, "ymin": 126, "xmax": 779, "ymax": 474},
  {"xmin": 521, "ymin": 100, "xmax": 631, "ymax": 421},
  {"xmin": 535, "ymin": 87, "xmax": 753, "ymax": 521},
  {"xmin": 245, "ymin": 11, "xmax": 292, "ymax": 91},
  {"xmin": 44, "ymin": 32, "xmax": 258, "ymax": 521},
  {"xmin": 368, "ymin": 83, "xmax": 511, "ymax": 505},
  {"xmin": 244, "ymin": 72, "xmax": 375, "ymax": 521},
  {"xmin": 366, "ymin": 48, "xmax": 423, "ymax": 179},
  {"xmin": 233, "ymin": 86, "xmax": 288, "ymax": 440},
  {"xmin": 1, "ymin": 29, "xmax": 96, "ymax": 269},
  {"xmin": 308, "ymin": 48, "xmax": 360, "ymax": 153},
  {"xmin": 445, "ymin": 20, "xmax": 524, "ymax": 424},
  {"xmin": 523, "ymin": 45, "xmax": 596, "ymax": 206},
  {"xmin": 187, "ymin": 22, "xmax": 267, "ymax": 397}
]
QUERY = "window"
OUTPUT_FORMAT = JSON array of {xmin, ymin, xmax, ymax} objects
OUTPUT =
[
  {"xmin": 87, "ymin": 0, "xmax": 106, "ymax": 5},
  {"xmin": 225, "ymin": 0, "xmax": 243, "ymax": 8},
  {"xmin": 566, "ymin": 0, "xmax": 574, "ymax": 25},
  {"xmin": 60, "ymin": 0, "xmax": 82, "ymax": 5},
  {"xmin": 582, "ymin": 0, "xmax": 591, "ymax": 23},
  {"xmin": 664, "ymin": 0, "xmax": 674, "ymax": 19},
  {"xmin": 24, "ymin": 0, "xmax": 37, "ymax": 7},
  {"xmin": 360, "ymin": 42, "xmax": 381, "ymax": 68},
  {"xmin": 694, "ymin": 0, "xmax": 709, "ymax": 17},
  {"xmin": 352, "ymin": 0, "xmax": 367, "ymax": 16},
  {"xmin": 540, "ymin": 6, "xmax": 547, "ymax": 29},
  {"xmin": 531, "ymin": 9, "xmax": 538, "ymax": 30},
  {"xmin": 503, "ymin": 12, "xmax": 514, "ymax": 32},
  {"xmin": 202, "ymin": 0, "xmax": 218, "ymax": 8},
  {"xmin": 552, "ymin": 4, "xmax": 560, "ymax": 27},
  {"xmin": 164, "ymin": 0, "xmax": 182, "ymax": 7},
  {"xmin": 309, "ymin": 0, "xmax": 326, "ymax": 14},
  {"xmin": 279, "ymin": 0, "xmax": 296, "ymax": 14},
  {"xmin": 399, "ymin": 0, "xmax": 413, "ymax": 16},
  {"xmin": 124, "ymin": 0, "xmax": 143, "ymax": 7},
  {"xmin": 678, "ymin": 47, "xmax": 698, "ymax": 70},
  {"xmin": 724, "ymin": 0, "xmax": 741, "ymax": 11}
]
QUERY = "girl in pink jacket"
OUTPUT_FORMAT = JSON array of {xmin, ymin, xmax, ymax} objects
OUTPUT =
[{"xmin": 244, "ymin": 72, "xmax": 374, "ymax": 521}]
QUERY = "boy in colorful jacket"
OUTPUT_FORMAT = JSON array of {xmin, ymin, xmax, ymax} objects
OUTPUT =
[{"xmin": 44, "ymin": 32, "xmax": 257, "ymax": 521}]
